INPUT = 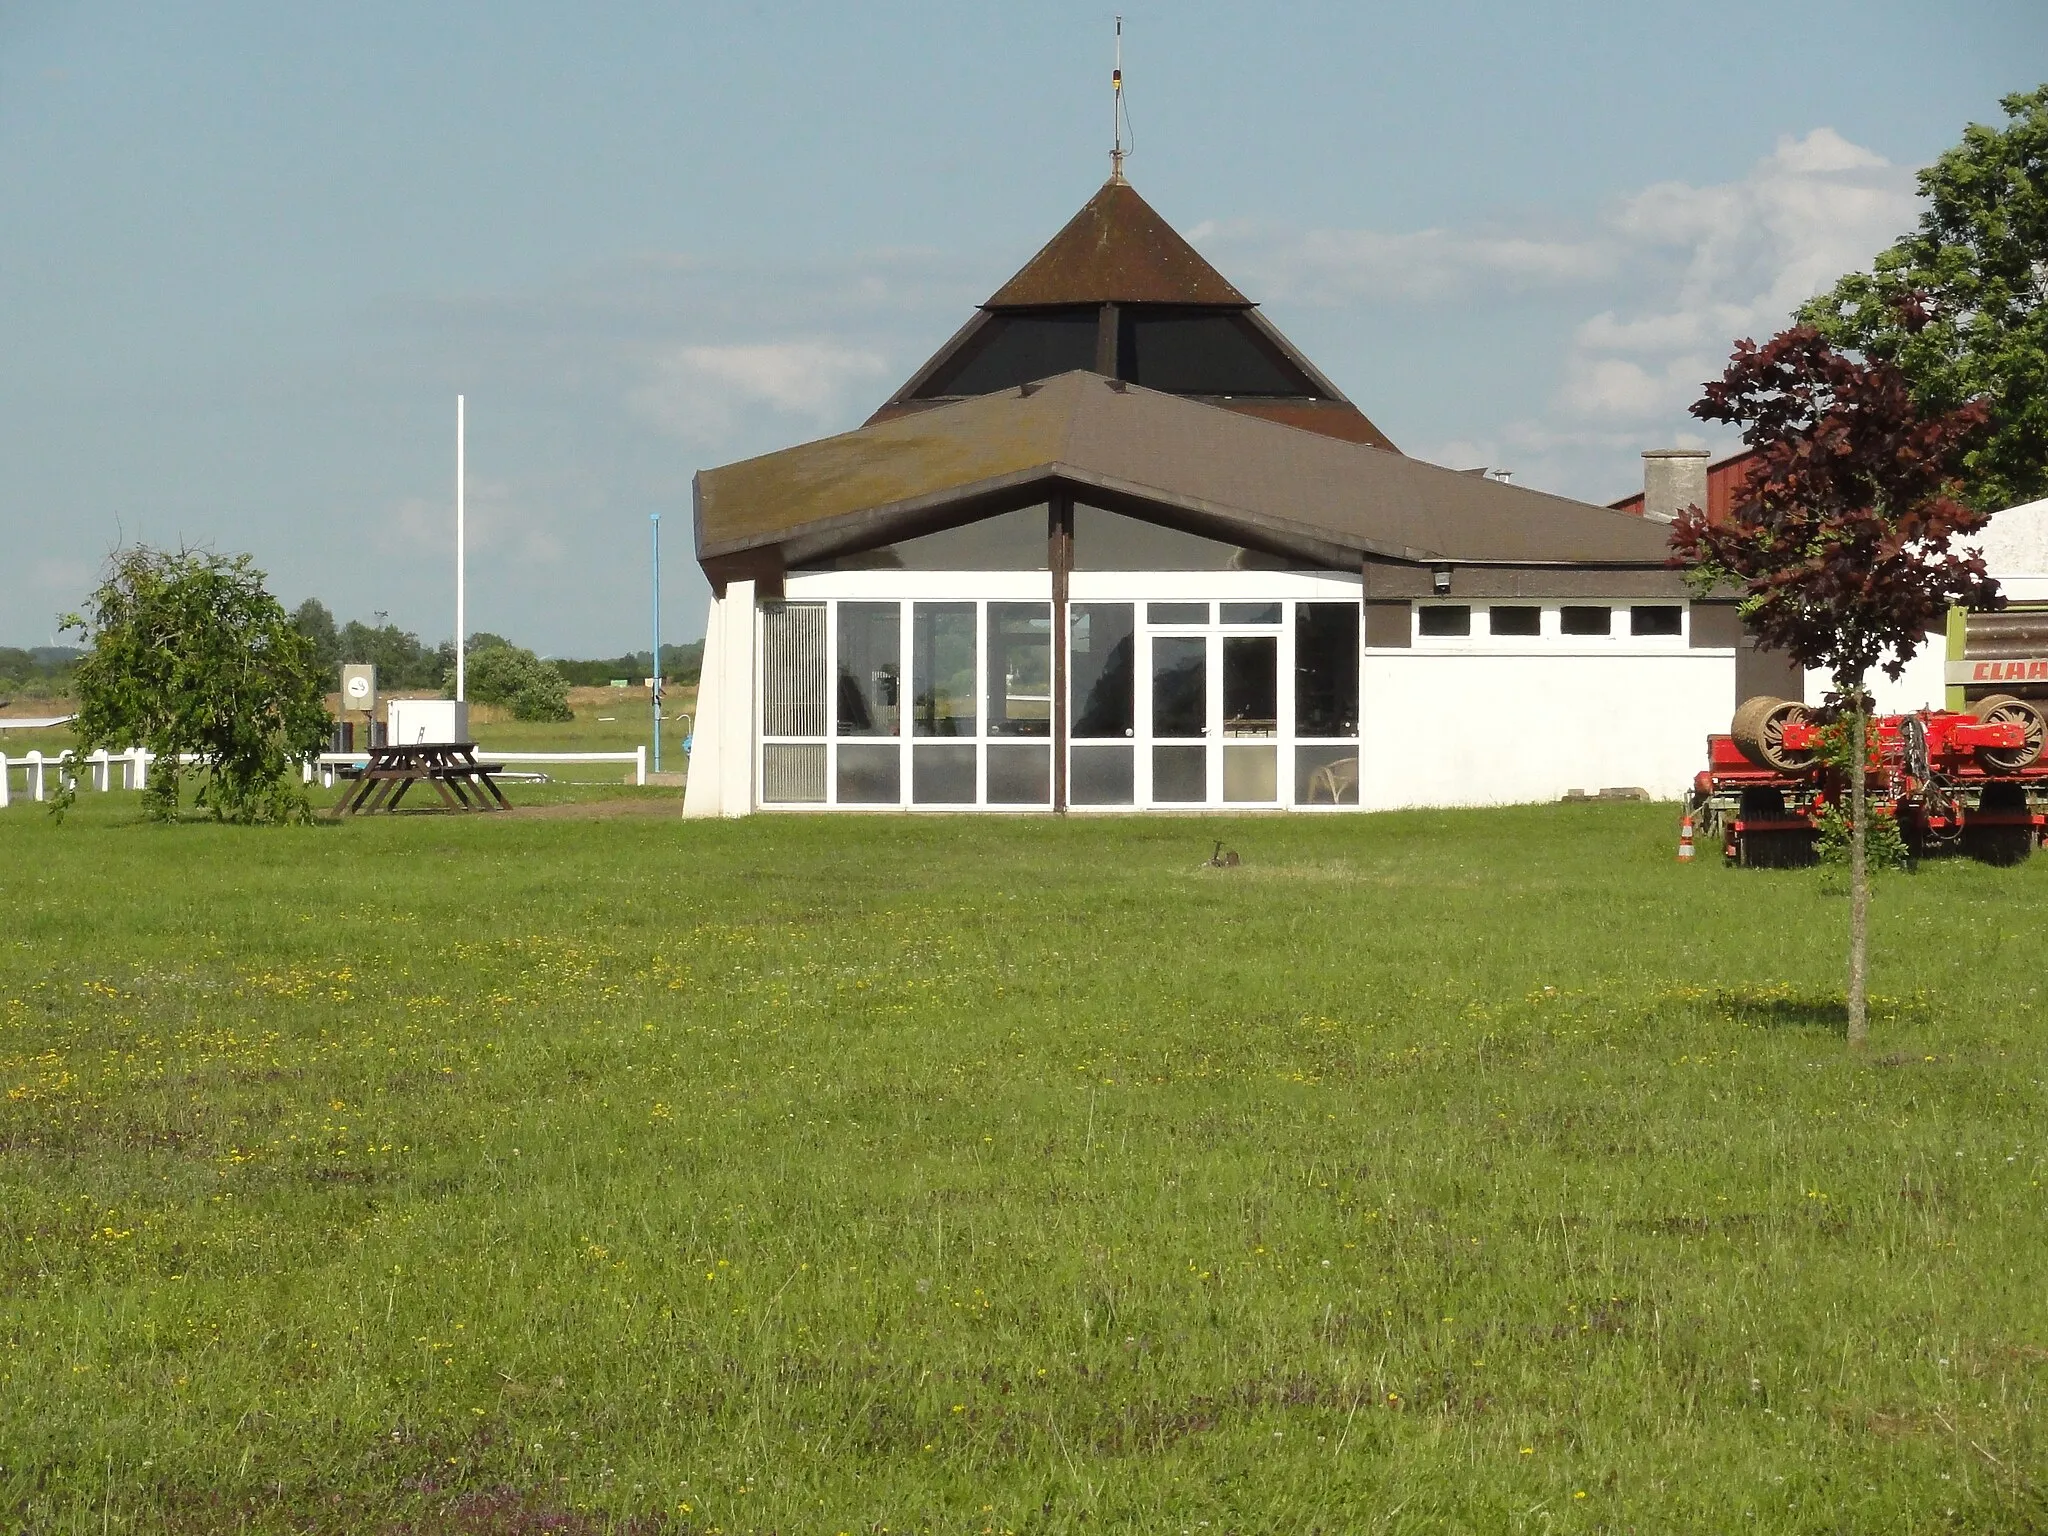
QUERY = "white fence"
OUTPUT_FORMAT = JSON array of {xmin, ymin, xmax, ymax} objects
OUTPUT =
[
  {"xmin": 1, "ymin": 745, "xmax": 649, "ymax": 808},
  {"xmin": 307, "ymin": 749, "xmax": 647, "ymax": 788}
]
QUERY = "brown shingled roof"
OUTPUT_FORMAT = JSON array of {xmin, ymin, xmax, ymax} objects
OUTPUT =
[
  {"xmin": 985, "ymin": 178, "xmax": 1248, "ymax": 308},
  {"xmin": 696, "ymin": 372, "xmax": 1674, "ymax": 573}
]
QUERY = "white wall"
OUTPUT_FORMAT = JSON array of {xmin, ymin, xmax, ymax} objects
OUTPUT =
[
  {"xmin": 1802, "ymin": 497, "xmax": 2048, "ymax": 712},
  {"xmin": 681, "ymin": 579, "xmax": 758, "ymax": 818},
  {"xmin": 1360, "ymin": 649, "xmax": 1730, "ymax": 808}
]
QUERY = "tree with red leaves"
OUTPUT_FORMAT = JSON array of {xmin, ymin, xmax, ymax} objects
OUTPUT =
[{"xmin": 1670, "ymin": 325, "xmax": 1996, "ymax": 1047}]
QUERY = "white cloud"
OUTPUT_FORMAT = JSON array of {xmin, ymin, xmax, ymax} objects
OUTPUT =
[
  {"xmin": 1221, "ymin": 127, "xmax": 1917, "ymax": 498},
  {"xmin": 1197, "ymin": 219, "xmax": 1615, "ymax": 304},
  {"xmin": 1563, "ymin": 129, "xmax": 1919, "ymax": 426},
  {"xmin": 629, "ymin": 340, "xmax": 892, "ymax": 445}
]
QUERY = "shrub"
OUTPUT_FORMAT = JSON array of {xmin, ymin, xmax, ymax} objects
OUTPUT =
[{"xmin": 452, "ymin": 644, "xmax": 572, "ymax": 722}]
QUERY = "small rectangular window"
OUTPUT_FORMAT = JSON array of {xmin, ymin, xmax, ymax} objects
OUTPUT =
[
  {"xmin": 836, "ymin": 744, "xmax": 899, "ymax": 804},
  {"xmin": 1147, "ymin": 602, "xmax": 1208, "ymax": 625},
  {"xmin": 912, "ymin": 602, "xmax": 977, "ymax": 738},
  {"xmin": 761, "ymin": 743, "xmax": 826, "ymax": 803},
  {"xmin": 1152, "ymin": 744, "xmax": 1207, "ymax": 802},
  {"xmin": 1070, "ymin": 744, "xmax": 1134, "ymax": 804},
  {"xmin": 837, "ymin": 602, "xmax": 900, "ymax": 737},
  {"xmin": 1560, "ymin": 605, "xmax": 1612, "ymax": 637},
  {"xmin": 1219, "ymin": 602, "xmax": 1281, "ymax": 625},
  {"xmin": 986, "ymin": 744, "xmax": 1050, "ymax": 805},
  {"xmin": 761, "ymin": 603, "xmax": 828, "ymax": 737},
  {"xmin": 1631, "ymin": 604, "xmax": 1683, "ymax": 637},
  {"xmin": 1070, "ymin": 604, "xmax": 1135, "ymax": 738},
  {"xmin": 1294, "ymin": 604, "xmax": 1359, "ymax": 738},
  {"xmin": 1488, "ymin": 605, "xmax": 1541, "ymax": 637},
  {"xmin": 1296, "ymin": 746, "xmax": 1359, "ymax": 805},
  {"xmin": 1418, "ymin": 605, "xmax": 1472, "ymax": 637},
  {"xmin": 1222, "ymin": 744, "xmax": 1277, "ymax": 803},
  {"xmin": 986, "ymin": 602, "xmax": 1051, "ymax": 737},
  {"xmin": 1152, "ymin": 635, "xmax": 1207, "ymax": 738},
  {"xmin": 912, "ymin": 744, "xmax": 977, "ymax": 804}
]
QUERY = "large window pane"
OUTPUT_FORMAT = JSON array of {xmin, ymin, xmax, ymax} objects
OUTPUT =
[
  {"xmin": 913, "ymin": 744, "xmax": 977, "ymax": 804},
  {"xmin": 836, "ymin": 744, "xmax": 899, "ymax": 804},
  {"xmin": 987, "ymin": 602, "xmax": 1052, "ymax": 737},
  {"xmin": 1117, "ymin": 308, "xmax": 1316, "ymax": 396},
  {"xmin": 837, "ymin": 602, "xmax": 900, "ymax": 737},
  {"xmin": 762, "ymin": 744, "xmax": 825, "ymax": 803},
  {"xmin": 1221, "ymin": 636, "xmax": 1277, "ymax": 737},
  {"xmin": 1152, "ymin": 636, "xmax": 1207, "ymax": 739},
  {"xmin": 1070, "ymin": 604, "xmax": 1135, "ymax": 738},
  {"xmin": 1488, "ymin": 605, "xmax": 1540, "ymax": 637},
  {"xmin": 1295, "ymin": 604, "xmax": 1359, "ymax": 738},
  {"xmin": 1561, "ymin": 605, "xmax": 1612, "ymax": 636},
  {"xmin": 1151, "ymin": 745, "xmax": 1206, "ymax": 802},
  {"xmin": 761, "ymin": 603, "xmax": 827, "ymax": 737},
  {"xmin": 1071, "ymin": 745, "xmax": 1134, "ymax": 804},
  {"xmin": 800, "ymin": 507, "xmax": 1049, "ymax": 573},
  {"xmin": 987, "ymin": 744, "xmax": 1050, "ymax": 805},
  {"xmin": 915, "ymin": 310, "xmax": 1098, "ymax": 398},
  {"xmin": 912, "ymin": 603, "xmax": 977, "ymax": 738},
  {"xmin": 1296, "ymin": 746, "xmax": 1360, "ymax": 805},
  {"xmin": 1074, "ymin": 505, "xmax": 1250, "ymax": 571}
]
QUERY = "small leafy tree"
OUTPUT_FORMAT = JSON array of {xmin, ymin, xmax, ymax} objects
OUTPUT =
[
  {"xmin": 1670, "ymin": 326, "xmax": 1996, "ymax": 1047},
  {"xmin": 1800, "ymin": 85, "xmax": 2048, "ymax": 511},
  {"xmin": 452, "ymin": 641, "xmax": 573, "ymax": 722},
  {"xmin": 58, "ymin": 547, "xmax": 332, "ymax": 823}
]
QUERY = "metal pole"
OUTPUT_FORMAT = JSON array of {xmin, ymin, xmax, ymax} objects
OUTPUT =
[
  {"xmin": 456, "ymin": 395, "xmax": 466, "ymax": 702},
  {"xmin": 651, "ymin": 511, "xmax": 662, "ymax": 775}
]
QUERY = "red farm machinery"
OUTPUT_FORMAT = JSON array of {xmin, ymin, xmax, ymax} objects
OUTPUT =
[{"xmin": 1691, "ymin": 694, "xmax": 2048, "ymax": 867}]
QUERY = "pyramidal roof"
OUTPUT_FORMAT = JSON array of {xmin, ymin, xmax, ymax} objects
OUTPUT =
[{"xmin": 984, "ymin": 177, "xmax": 1249, "ymax": 308}]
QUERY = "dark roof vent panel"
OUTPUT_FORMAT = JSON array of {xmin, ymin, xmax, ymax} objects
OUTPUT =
[
  {"xmin": 912, "ymin": 308, "xmax": 1100, "ymax": 399},
  {"xmin": 1118, "ymin": 308, "xmax": 1316, "ymax": 398}
]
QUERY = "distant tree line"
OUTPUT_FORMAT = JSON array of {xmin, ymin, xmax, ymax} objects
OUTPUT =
[
  {"xmin": 0, "ymin": 646, "xmax": 85, "ymax": 697},
  {"xmin": 286, "ymin": 600, "xmax": 702, "ymax": 722}
]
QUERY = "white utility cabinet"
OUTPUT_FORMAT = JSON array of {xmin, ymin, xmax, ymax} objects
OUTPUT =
[{"xmin": 386, "ymin": 699, "xmax": 470, "ymax": 745}]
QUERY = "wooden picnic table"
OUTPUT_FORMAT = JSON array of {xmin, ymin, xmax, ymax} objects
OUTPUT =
[{"xmin": 331, "ymin": 741, "xmax": 512, "ymax": 817}]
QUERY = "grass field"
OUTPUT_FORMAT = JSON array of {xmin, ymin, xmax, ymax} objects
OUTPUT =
[{"xmin": 3, "ymin": 794, "xmax": 2044, "ymax": 1533}]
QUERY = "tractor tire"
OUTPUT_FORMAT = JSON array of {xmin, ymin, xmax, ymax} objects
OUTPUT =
[
  {"xmin": 1731, "ymin": 696, "xmax": 1815, "ymax": 773},
  {"xmin": 1965, "ymin": 782, "xmax": 2036, "ymax": 866},
  {"xmin": 1970, "ymin": 694, "xmax": 2047, "ymax": 772}
]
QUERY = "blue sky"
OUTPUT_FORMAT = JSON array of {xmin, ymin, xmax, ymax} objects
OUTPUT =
[{"xmin": 2, "ymin": 2, "xmax": 2041, "ymax": 653}]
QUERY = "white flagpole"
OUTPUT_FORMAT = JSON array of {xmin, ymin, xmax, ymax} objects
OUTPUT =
[{"xmin": 456, "ymin": 395, "xmax": 466, "ymax": 703}]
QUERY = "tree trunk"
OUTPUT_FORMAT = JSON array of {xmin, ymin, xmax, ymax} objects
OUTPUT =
[{"xmin": 1847, "ymin": 700, "xmax": 1869, "ymax": 1049}]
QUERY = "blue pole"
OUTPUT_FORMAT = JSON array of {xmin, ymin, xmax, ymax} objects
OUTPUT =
[{"xmin": 650, "ymin": 511, "xmax": 662, "ymax": 775}]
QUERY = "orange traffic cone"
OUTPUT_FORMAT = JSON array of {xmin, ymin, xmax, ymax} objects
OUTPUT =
[{"xmin": 1678, "ymin": 814, "xmax": 1695, "ymax": 861}]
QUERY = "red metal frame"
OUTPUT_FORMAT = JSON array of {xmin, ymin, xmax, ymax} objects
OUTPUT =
[{"xmin": 1693, "ymin": 709, "xmax": 2048, "ymax": 863}]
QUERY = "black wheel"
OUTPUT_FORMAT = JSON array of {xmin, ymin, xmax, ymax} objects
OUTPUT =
[{"xmin": 1965, "ymin": 782, "xmax": 2036, "ymax": 865}]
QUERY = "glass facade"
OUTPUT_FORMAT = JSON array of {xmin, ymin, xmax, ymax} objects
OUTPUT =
[{"xmin": 757, "ymin": 583, "xmax": 1688, "ymax": 811}]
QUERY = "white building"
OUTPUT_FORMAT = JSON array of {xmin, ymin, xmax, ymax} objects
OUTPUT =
[{"xmin": 682, "ymin": 177, "xmax": 1820, "ymax": 818}]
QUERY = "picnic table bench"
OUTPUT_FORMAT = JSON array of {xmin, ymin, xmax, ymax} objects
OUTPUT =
[{"xmin": 331, "ymin": 742, "xmax": 512, "ymax": 816}]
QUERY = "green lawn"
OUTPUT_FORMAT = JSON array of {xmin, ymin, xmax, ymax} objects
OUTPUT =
[{"xmin": 2, "ymin": 797, "xmax": 2044, "ymax": 1533}]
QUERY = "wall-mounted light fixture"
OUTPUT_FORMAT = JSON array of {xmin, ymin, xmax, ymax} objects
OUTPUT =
[{"xmin": 1432, "ymin": 566, "xmax": 1453, "ymax": 595}]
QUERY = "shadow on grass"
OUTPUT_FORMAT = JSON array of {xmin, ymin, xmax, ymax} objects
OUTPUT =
[{"xmin": 1712, "ymin": 984, "xmax": 1849, "ymax": 1033}]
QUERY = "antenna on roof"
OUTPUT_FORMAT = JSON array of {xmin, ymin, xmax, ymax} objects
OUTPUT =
[{"xmin": 1110, "ymin": 16, "xmax": 1128, "ymax": 183}]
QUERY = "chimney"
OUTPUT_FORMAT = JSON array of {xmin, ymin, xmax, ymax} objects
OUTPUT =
[{"xmin": 1640, "ymin": 448, "xmax": 1709, "ymax": 523}]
